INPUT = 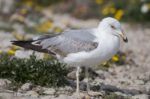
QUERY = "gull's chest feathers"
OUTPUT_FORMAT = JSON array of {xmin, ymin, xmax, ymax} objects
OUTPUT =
[
  {"xmin": 82, "ymin": 34, "xmax": 120, "ymax": 66},
  {"xmin": 63, "ymin": 34, "xmax": 120, "ymax": 66},
  {"xmin": 96, "ymin": 35, "xmax": 120, "ymax": 62}
]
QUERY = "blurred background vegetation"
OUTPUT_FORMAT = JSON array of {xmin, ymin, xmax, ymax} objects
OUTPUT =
[
  {"xmin": 1, "ymin": 0, "xmax": 150, "ymax": 21},
  {"xmin": 0, "ymin": 0, "xmax": 150, "ymax": 34},
  {"xmin": 0, "ymin": 0, "xmax": 149, "ymax": 36}
]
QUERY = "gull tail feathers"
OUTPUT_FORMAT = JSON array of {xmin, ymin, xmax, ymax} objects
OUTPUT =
[{"xmin": 11, "ymin": 40, "xmax": 55, "ymax": 55}]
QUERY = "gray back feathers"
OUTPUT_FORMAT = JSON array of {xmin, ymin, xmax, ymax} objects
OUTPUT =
[
  {"xmin": 12, "ymin": 29, "xmax": 98, "ymax": 58},
  {"xmin": 40, "ymin": 29, "xmax": 98, "ymax": 56}
]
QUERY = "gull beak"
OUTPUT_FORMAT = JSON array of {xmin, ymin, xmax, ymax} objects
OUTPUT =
[{"xmin": 118, "ymin": 29, "xmax": 128, "ymax": 43}]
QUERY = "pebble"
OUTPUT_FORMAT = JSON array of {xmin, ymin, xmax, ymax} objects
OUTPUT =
[
  {"xmin": 25, "ymin": 90, "xmax": 39, "ymax": 97},
  {"xmin": 131, "ymin": 94, "xmax": 149, "ymax": 99},
  {"xmin": 114, "ymin": 92, "xmax": 129, "ymax": 97},
  {"xmin": 20, "ymin": 83, "xmax": 33, "ymax": 91},
  {"xmin": 32, "ymin": 86, "xmax": 43, "ymax": 94},
  {"xmin": 43, "ymin": 88, "xmax": 56, "ymax": 95},
  {"xmin": 134, "ymin": 79, "xmax": 145, "ymax": 85},
  {"xmin": 0, "ymin": 79, "xmax": 11, "ymax": 88},
  {"xmin": 67, "ymin": 70, "xmax": 76, "ymax": 80},
  {"xmin": 67, "ymin": 69, "xmax": 84, "ymax": 81}
]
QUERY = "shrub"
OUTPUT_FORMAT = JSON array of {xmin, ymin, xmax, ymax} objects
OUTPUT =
[{"xmin": 0, "ymin": 54, "xmax": 68, "ymax": 87}]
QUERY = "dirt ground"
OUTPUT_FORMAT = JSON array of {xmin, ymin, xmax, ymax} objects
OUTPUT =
[{"xmin": 0, "ymin": 15, "xmax": 150, "ymax": 99}]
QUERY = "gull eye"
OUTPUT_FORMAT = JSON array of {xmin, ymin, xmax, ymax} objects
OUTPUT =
[{"xmin": 111, "ymin": 25, "xmax": 116, "ymax": 29}]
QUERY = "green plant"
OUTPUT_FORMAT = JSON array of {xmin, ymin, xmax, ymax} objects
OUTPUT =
[
  {"xmin": 0, "ymin": 54, "xmax": 68, "ymax": 87},
  {"xmin": 103, "ymin": 93, "xmax": 130, "ymax": 99}
]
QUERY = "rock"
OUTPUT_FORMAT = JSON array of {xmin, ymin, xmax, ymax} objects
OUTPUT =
[
  {"xmin": 63, "ymin": 86, "xmax": 74, "ymax": 93},
  {"xmin": 25, "ymin": 90, "xmax": 39, "ymax": 97},
  {"xmin": 55, "ymin": 86, "xmax": 74, "ymax": 96},
  {"xmin": 67, "ymin": 70, "xmax": 76, "ymax": 80},
  {"xmin": 80, "ymin": 93, "xmax": 91, "ymax": 99},
  {"xmin": 56, "ymin": 87, "xmax": 67, "ymax": 94},
  {"xmin": 32, "ymin": 86, "xmax": 43, "ymax": 94},
  {"xmin": 63, "ymin": 86, "xmax": 74, "ymax": 95},
  {"xmin": 72, "ymin": 92, "xmax": 102, "ymax": 99},
  {"xmin": 15, "ymin": 92, "xmax": 24, "ymax": 97},
  {"xmin": 131, "ymin": 94, "xmax": 149, "ymax": 99},
  {"xmin": 134, "ymin": 80, "xmax": 144, "ymax": 85},
  {"xmin": 43, "ymin": 88, "xmax": 56, "ymax": 95},
  {"xmin": 20, "ymin": 83, "xmax": 33, "ymax": 91},
  {"xmin": 114, "ymin": 92, "xmax": 128, "ymax": 97},
  {"xmin": 67, "ymin": 69, "xmax": 84, "ymax": 81},
  {"xmin": 0, "ymin": 79, "xmax": 11, "ymax": 88},
  {"xmin": 87, "ymin": 91, "xmax": 103, "ymax": 96},
  {"xmin": 145, "ymin": 82, "xmax": 150, "ymax": 94}
]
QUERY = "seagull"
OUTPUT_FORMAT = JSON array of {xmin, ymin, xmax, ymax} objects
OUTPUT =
[{"xmin": 11, "ymin": 17, "xmax": 128, "ymax": 97}]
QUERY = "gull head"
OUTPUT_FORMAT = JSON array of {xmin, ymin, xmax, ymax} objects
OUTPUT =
[{"xmin": 98, "ymin": 17, "xmax": 128, "ymax": 43}]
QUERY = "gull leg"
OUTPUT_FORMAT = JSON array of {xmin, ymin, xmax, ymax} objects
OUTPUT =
[
  {"xmin": 85, "ymin": 67, "xmax": 90, "ymax": 93},
  {"xmin": 76, "ymin": 66, "xmax": 80, "ymax": 97}
]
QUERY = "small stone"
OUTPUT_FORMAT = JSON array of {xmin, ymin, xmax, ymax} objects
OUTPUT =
[
  {"xmin": 134, "ymin": 80, "xmax": 144, "ymax": 85},
  {"xmin": 43, "ymin": 88, "xmax": 56, "ymax": 95},
  {"xmin": 32, "ymin": 86, "xmax": 43, "ymax": 94},
  {"xmin": 67, "ymin": 70, "xmax": 76, "ymax": 80},
  {"xmin": 25, "ymin": 90, "xmax": 39, "ymax": 97},
  {"xmin": 15, "ymin": 92, "xmax": 24, "ymax": 97},
  {"xmin": 145, "ymin": 82, "xmax": 150, "ymax": 93},
  {"xmin": 67, "ymin": 69, "xmax": 84, "ymax": 81},
  {"xmin": 114, "ymin": 92, "xmax": 128, "ymax": 97},
  {"xmin": 56, "ymin": 87, "xmax": 67, "ymax": 94},
  {"xmin": 132, "ymin": 94, "xmax": 149, "ymax": 99},
  {"xmin": 88, "ymin": 91, "xmax": 103, "ymax": 96},
  {"xmin": 81, "ymin": 94, "xmax": 91, "ymax": 99},
  {"xmin": 20, "ymin": 83, "xmax": 33, "ymax": 91},
  {"xmin": 0, "ymin": 79, "xmax": 11, "ymax": 88},
  {"xmin": 64, "ymin": 86, "xmax": 73, "ymax": 92}
]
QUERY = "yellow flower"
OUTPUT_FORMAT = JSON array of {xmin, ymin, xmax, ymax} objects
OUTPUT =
[
  {"xmin": 45, "ymin": 21, "xmax": 53, "ymax": 28},
  {"xmin": 102, "ymin": 7, "xmax": 109, "ymax": 15},
  {"xmin": 35, "ymin": 21, "xmax": 53, "ymax": 32},
  {"xmin": 114, "ymin": 9, "xmax": 124, "ymax": 20},
  {"xmin": 7, "ymin": 49, "xmax": 15, "ymax": 55},
  {"xmin": 95, "ymin": 0, "xmax": 103, "ymax": 5},
  {"xmin": 112, "ymin": 55, "xmax": 119, "ymax": 62}
]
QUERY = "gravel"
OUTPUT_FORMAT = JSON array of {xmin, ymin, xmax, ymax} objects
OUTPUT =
[{"xmin": 0, "ymin": 15, "xmax": 150, "ymax": 98}]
